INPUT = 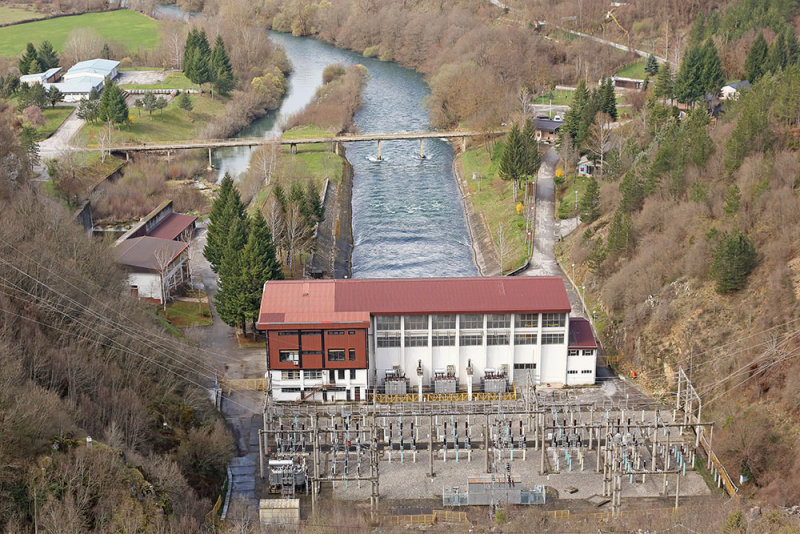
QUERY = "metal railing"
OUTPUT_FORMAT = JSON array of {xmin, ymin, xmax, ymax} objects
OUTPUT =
[
  {"xmin": 372, "ymin": 386, "xmax": 517, "ymax": 403},
  {"xmin": 220, "ymin": 377, "xmax": 267, "ymax": 394}
]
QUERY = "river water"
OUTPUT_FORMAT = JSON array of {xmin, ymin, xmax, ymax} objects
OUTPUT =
[{"xmin": 155, "ymin": 7, "xmax": 476, "ymax": 278}]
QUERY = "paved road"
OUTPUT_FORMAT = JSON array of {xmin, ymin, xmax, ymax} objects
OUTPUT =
[
  {"xmin": 38, "ymin": 108, "xmax": 83, "ymax": 162},
  {"xmin": 523, "ymin": 147, "xmax": 584, "ymax": 316},
  {"xmin": 551, "ymin": 24, "xmax": 668, "ymax": 63}
]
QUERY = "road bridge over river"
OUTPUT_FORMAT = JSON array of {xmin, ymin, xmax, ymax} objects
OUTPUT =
[{"xmin": 86, "ymin": 129, "xmax": 508, "ymax": 165}]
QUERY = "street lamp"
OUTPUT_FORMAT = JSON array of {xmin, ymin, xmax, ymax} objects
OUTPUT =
[
  {"xmin": 581, "ymin": 285, "xmax": 586, "ymax": 314},
  {"xmin": 571, "ymin": 263, "xmax": 575, "ymax": 282}
]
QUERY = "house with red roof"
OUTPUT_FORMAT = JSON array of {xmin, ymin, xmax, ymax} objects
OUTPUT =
[{"xmin": 257, "ymin": 277, "xmax": 598, "ymax": 402}]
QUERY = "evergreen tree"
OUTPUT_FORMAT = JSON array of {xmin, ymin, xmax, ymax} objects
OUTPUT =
[
  {"xmin": 214, "ymin": 215, "xmax": 250, "ymax": 333},
  {"xmin": 36, "ymin": 40, "xmax": 59, "ymax": 69},
  {"xmin": 211, "ymin": 35, "xmax": 234, "ymax": 96},
  {"xmin": 766, "ymin": 31, "xmax": 787, "ymax": 73},
  {"xmin": 46, "ymin": 85, "xmax": 64, "ymax": 108},
  {"xmin": 619, "ymin": 170, "xmax": 645, "ymax": 213},
  {"xmin": 644, "ymin": 54, "xmax": 659, "ymax": 76},
  {"xmin": 587, "ymin": 237, "xmax": 607, "ymax": 274},
  {"xmin": 499, "ymin": 124, "xmax": 525, "ymax": 199},
  {"xmin": 77, "ymin": 90, "xmax": 100, "ymax": 124},
  {"xmin": 561, "ymin": 79, "xmax": 589, "ymax": 143},
  {"xmin": 97, "ymin": 80, "xmax": 129, "ymax": 126},
  {"xmin": 183, "ymin": 28, "xmax": 199, "ymax": 77},
  {"xmin": 654, "ymin": 62, "xmax": 674, "ymax": 102},
  {"xmin": 579, "ymin": 176, "xmax": 600, "ymax": 223},
  {"xmin": 521, "ymin": 118, "xmax": 541, "ymax": 183},
  {"xmin": 702, "ymin": 40, "xmax": 725, "ymax": 96},
  {"xmin": 177, "ymin": 91, "xmax": 193, "ymax": 114},
  {"xmin": 204, "ymin": 173, "xmax": 245, "ymax": 273},
  {"xmin": 303, "ymin": 179, "xmax": 324, "ymax": 224},
  {"xmin": 689, "ymin": 11, "xmax": 706, "ymax": 47},
  {"xmin": 18, "ymin": 82, "xmax": 48, "ymax": 109},
  {"xmin": 100, "ymin": 43, "xmax": 111, "ymax": 60},
  {"xmin": 240, "ymin": 212, "xmax": 283, "ymax": 331},
  {"xmin": 723, "ymin": 184, "xmax": 741, "ymax": 216},
  {"xmin": 155, "ymin": 96, "xmax": 168, "ymax": 119},
  {"xmin": 675, "ymin": 44, "xmax": 705, "ymax": 104},
  {"xmin": 711, "ymin": 230, "xmax": 757, "ymax": 293},
  {"xmin": 784, "ymin": 26, "xmax": 800, "ymax": 65},
  {"xmin": 745, "ymin": 33, "xmax": 768, "ymax": 82},
  {"xmin": 142, "ymin": 92, "xmax": 157, "ymax": 117},
  {"xmin": 606, "ymin": 210, "xmax": 633, "ymax": 255},
  {"xmin": 601, "ymin": 78, "xmax": 618, "ymax": 121},
  {"xmin": 186, "ymin": 47, "xmax": 212, "ymax": 86},
  {"xmin": 18, "ymin": 43, "xmax": 38, "ymax": 75}
]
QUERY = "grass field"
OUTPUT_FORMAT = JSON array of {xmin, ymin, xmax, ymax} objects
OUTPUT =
[
  {"xmin": 162, "ymin": 300, "xmax": 212, "ymax": 328},
  {"xmin": 556, "ymin": 170, "xmax": 591, "ymax": 219},
  {"xmin": 533, "ymin": 89, "xmax": 575, "ymax": 106},
  {"xmin": 0, "ymin": 10, "xmax": 159, "ymax": 57},
  {"xmin": 120, "ymin": 72, "xmax": 194, "ymax": 90},
  {"xmin": 615, "ymin": 61, "xmax": 647, "ymax": 79},
  {"xmin": 0, "ymin": 5, "xmax": 44, "ymax": 25},
  {"xmin": 36, "ymin": 106, "xmax": 73, "ymax": 140},
  {"xmin": 75, "ymin": 94, "xmax": 226, "ymax": 146},
  {"xmin": 458, "ymin": 141, "xmax": 530, "ymax": 273}
]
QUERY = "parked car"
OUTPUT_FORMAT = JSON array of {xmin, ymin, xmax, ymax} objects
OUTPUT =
[{"xmin": 553, "ymin": 115, "xmax": 563, "ymax": 122}]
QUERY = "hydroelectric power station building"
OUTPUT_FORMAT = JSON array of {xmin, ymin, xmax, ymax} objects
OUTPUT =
[{"xmin": 256, "ymin": 277, "xmax": 597, "ymax": 402}]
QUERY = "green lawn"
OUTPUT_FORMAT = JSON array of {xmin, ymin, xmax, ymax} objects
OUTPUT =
[
  {"xmin": 162, "ymin": 300, "xmax": 212, "ymax": 328},
  {"xmin": 0, "ymin": 5, "xmax": 44, "ymax": 25},
  {"xmin": 120, "ymin": 72, "xmax": 194, "ymax": 90},
  {"xmin": 533, "ymin": 89, "xmax": 575, "ymax": 106},
  {"xmin": 75, "ymin": 94, "xmax": 226, "ymax": 146},
  {"xmin": 458, "ymin": 142, "xmax": 530, "ymax": 273},
  {"xmin": 36, "ymin": 106, "xmax": 73, "ymax": 140},
  {"xmin": 556, "ymin": 172, "xmax": 591, "ymax": 219},
  {"xmin": 615, "ymin": 61, "xmax": 647, "ymax": 79},
  {"xmin": 0, "ymin": 10, "xmax": 159, "ymax": 57}
]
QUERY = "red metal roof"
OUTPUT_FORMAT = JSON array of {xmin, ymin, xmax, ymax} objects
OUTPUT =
[
  {"xmin": 568, "ymin": 317, "xmax": 597, "ymax": 349},
  {"xmin": 148, "ymin": 213, "xmax": 197, "ymax": 241},
  {"xmin": 257, "ymin": 277, "xmax": 570, "ymax": 329}
]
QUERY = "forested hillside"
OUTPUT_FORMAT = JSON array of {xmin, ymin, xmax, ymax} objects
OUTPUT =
[
  {"xmin": 0, "ymin": 104, "xmax": 232, "ymax": 530},
  {"xmin": 562, "ymin": 63, "xmax": 800, "ymax": 504}
]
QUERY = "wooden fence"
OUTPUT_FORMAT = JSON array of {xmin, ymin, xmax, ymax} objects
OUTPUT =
[
  {"xmin": 220, "ymin": 377, "xmax": 267, "ymax": 395},
  {"xmin": 380, "ymin": 509, "xmax": 469, "ymax": 526},
  {"xmin": 372, "ymin": 386, "xmax": 517, "ymax": 404}
]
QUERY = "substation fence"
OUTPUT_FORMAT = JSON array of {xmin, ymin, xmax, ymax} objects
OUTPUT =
[{"xmin": 538, "ymin": 504, "xmax": 709, "ymax": 523}]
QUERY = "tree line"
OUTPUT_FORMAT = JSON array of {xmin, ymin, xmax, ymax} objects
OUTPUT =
[
  {"xmin": 204, "ymin": 174, "xmax": 283, "ymax": 336},
  {"xmin": 183, "ymin": 28, "xmax": 234, "ymax": 97}
]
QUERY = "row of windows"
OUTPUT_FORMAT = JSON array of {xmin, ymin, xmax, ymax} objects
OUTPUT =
[
  {"xmin": 567, "ymin": 370, "xmax": 594, "ymax": 375},
  {"xmin": 568, "ymin": 349, "xmax": 595, "ymax": 356},
  {"xmin": 279, "ymin": 349, "xmax": 357, "ymax": 363},
  {"xmin": 374, "ymin": 333, "xmax": 563, "ymax": 347},
  {"xmin": 375, "ymin": 313, "xmax": 567, "ymax": 331},
  {"xmin": 281, "ymin": 369, "xmax": 358, "ymax": 380},
  {"xmin": 278, "ymin": 330, "xmax": 356, "ymax": 336}
]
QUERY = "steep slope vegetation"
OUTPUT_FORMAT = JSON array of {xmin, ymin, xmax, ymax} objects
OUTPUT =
[
  {"xmin": 0, "ymin": 107, "xmax": 233, "ymax": 531},
  {"xmin": 561, "ymin": 66, "xmax": 800, "ymax": 504}
]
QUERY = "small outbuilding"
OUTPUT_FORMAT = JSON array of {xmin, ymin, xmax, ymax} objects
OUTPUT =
[
  {"xmin": 611, "ymin": 75, "xmax": 644, "ymax": 90},
  {"xmin": 720, "ymin": 80, "xmax": 750, "ymax": 100},
  {"xmin": 576, "ymin": 155, "xmax": 596, "ymax": 177},
  {"xmin": 20, "ymin": 67, "xmax": 62, "ymax": 86},
  {"xmin": 532, "ymin": 117, "xmax": 562, "ymax": 144}
]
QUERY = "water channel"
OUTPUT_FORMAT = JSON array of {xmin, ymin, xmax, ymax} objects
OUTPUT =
[{"xmin": 156, "ymin": 7, "xmax": 477, "ymax": 278}]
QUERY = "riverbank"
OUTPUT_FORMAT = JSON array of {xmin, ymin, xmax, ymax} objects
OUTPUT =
[
  {"xmin": 310, "ymin": 151, "xmax": 353, "ymax": 278},
  {"xmin": 455, "ymin": 141, "xmax": 531, "ymax": 274},
  {"xmin": 452, "ymin": 154, "xmax": 501, "ymax": 277}
]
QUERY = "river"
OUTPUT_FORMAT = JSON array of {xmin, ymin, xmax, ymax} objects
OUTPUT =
[{"xmin": 155, "ymin": 7, "xmax": 477, "ymax": 278}]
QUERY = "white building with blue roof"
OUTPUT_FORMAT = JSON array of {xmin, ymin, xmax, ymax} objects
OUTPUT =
[{"xmin": 40, "ymin": 58, "xmax": 120, "ymax": 102}]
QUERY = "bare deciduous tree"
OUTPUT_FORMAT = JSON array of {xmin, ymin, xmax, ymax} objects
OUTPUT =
[{"xmin": 586, "ymin": 112, "xmax": 615, "ymax": 176}]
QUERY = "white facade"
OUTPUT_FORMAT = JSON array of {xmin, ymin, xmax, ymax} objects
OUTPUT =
[
  {"xmin": 270, "ymin": 369, "xmax": 369, "ymax": 402},
  {"xmin": 126, "ymin": 254, "xmax": 188, "ymax": 303},
  {"xmin": 566, "ymin": 348, "xmax": 597, "ymax": 385},
  {"xmin": 368, "ymin": 312, "xmax": 595, "ymax": 389}
]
